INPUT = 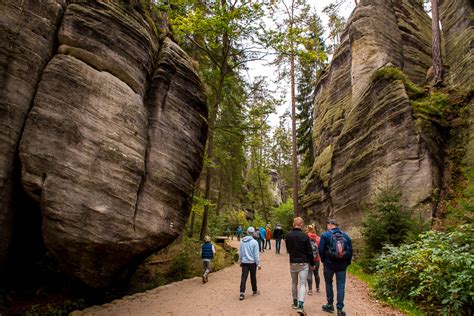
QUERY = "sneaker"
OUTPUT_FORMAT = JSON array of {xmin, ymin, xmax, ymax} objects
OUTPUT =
[
  {"xmin": 297, "ymin": 307, "xmax": 306, "ymax": 315},
  {"xmin": 337, "ymin": 309, "xmax": 346, "ymax": 316},
  {"xmin": 252, "ymin": 290, "xmax": 260, "ymax": 296},
  {"xmin": 239, "ymin": 293, "xmax": 245, "ymax": 300},
  {"xmin": 307, "ymin": 290, "xmax": 313, "ymax": 295},
  {"xmin": 322, "ymin": 304, "xmax": 335, "ymax": 313},
  {"xmin": 292, "ymin": 299, "xmax": 298, "ymax": 309}
]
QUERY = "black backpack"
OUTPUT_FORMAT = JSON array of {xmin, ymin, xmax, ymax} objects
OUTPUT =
[{"xmin": 327, "ymin": 230, "xmax": 350, "ymax": 261}]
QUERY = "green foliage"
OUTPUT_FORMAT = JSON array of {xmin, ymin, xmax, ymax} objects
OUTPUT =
[
  {"xmin": 361, "ymin": 187, "xmax": 426, "ymax": 270},
  {"xmin": 375, "ymin": 225, "xmax": 474, "ymax": 315},
  {"xmin": 412, "ymin": 92, "xmax": 451, "ymax": 127},
  {"xmin": 269, "ymin": 198, "xmax": 294, "ymax": 232},
  {"xmin": 371, "ymin": 66, "xmax": 425, "ymax": 99},
  {"xmin": 26, "ymin": 299, "xmax": 87, "ymax": 316},
  {"xmin": 348, "ymin": 262, "xmax": 425, "ymax": 315},
  {"xmin": 444, "ymin": 165, "xmax": 474, "ymax": 227}
]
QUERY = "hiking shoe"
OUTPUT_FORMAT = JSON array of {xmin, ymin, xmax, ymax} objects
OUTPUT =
[
  {"xmin": 307, "ymin": 290, "xmax": 313, "ymax": 295},
  {"xmin": 337, "ymin": 309, "xmax": 346, "ymax": 316},
  {"xmin": 292, "ymin": 299, "xmax": 298, "ymax": 309},
  {"xmin": 239, "ymin": 293, "xmax": 245, "ymax": 300},
  {"xmin": 297, "ymin": 307, "xmax": 306, "ymax": 315},
  {"xmin": 252, "ymin": 290, "xmax": 260, "ymax": 296},
  {"xmin": 322, "ymin": 304, "xmax": 335, "ymax": 313}
]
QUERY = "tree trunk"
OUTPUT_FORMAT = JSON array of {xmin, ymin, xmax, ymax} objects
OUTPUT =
[
  {"xmin": 199, "ymin": 133, "xmax": 214, "ymax": 240},
  {"xmin": 290, "ymin": 51, "xmax": 299, "ymax": 217},
  {"xmin": 431, "ymin": 0, "xmax": 443, "ymax": 84},
  {"xmin": 199, "ymin": 4, "xmax": 230, "ymax": 239},
  {"xmin": 188, "ymin": 210, "xmax": 195, "ymax": 238},
  {"xmin": 216, "ymin": 168, "xmax": 224, "ymax": 215}
]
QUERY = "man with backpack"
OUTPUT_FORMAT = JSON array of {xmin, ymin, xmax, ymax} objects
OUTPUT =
[{"xmin": 319, "ymin": 219, "xmax": 353, "ymax": 316}]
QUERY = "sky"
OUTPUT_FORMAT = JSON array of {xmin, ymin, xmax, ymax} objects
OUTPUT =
[{"xmin": 245, "ymin": 0, "xmax": 355, "ymax": 127}]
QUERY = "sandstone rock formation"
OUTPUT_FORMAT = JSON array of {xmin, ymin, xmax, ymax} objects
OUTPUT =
[
  {"xmin": 269, "ymin": 170, "xmax": 283, "ymax": 206},
  {"xmin": 440, "ymin": 0, "xmax": 473, "ymax": 168},
  {"xmin": 1, "ymin": 1, "xmax": 207, "ymax": 288},
  {"xmin": 301, "ymin": 0, "xmax": 439, "ymax": 229}
]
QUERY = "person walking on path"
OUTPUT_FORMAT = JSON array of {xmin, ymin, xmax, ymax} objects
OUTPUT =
[
  {"xmin": 236, "ymin": 226, "xmax": 243, "ymax": 241},
  {"xmin": 201, "ymin": 235, "xmax": 216, "ymax": 283},
  {"xmin": 319, "ymin": 219, "xmax": 353, "ymax": 316},
  {"xmin": 273, "ymin": 224, "xmax": 284, "ymax": 254},
  {"xmin": 285, "ymin": 217, "xmax": 315, "ymax": 315},
  {"xmin": 265, "ymin": 224, "xmax": 272, "ymax": 250},
  {"xmin": 253, "ymin": 226, "xmax": 262, "ymax": 252},
  {"xmin": 239, "ymin": 227, "xmax": 261, "ymax": 300},
  {"xmin": 306, "ymin": 225, "xmax": 321, "ymax": 294},
  {"xmin": 259, "ymin": 226, "xmax": 266, "ymax": 252}
]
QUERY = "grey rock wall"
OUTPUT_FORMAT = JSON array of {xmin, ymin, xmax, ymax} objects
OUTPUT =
[
  {"xmin": 302, "ymin": 0, "xmax": 437, "ymax": 229},
  {"xmin": 0, "ymin": 0, "xmax": 66, "ymax": 277},
  {"xmin": 1, "ymin": 1, "xmax": 207, "ymax": 287}
]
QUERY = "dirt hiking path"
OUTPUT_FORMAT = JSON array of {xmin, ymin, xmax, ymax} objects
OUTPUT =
[{"xmin": 77, "ymin": 240, "xmax": 403, "ymax": 316}]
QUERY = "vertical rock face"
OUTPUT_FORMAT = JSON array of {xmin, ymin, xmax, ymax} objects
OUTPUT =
[
  {"xmin": 1, "ymin": 2, "xmax": 207, "ymax": 287},
  {"xmin": 269, "ymin": 170, "xmax": 283, "ymax": 206},
  {"xmin": 440, "ymin": 0, "xmax": 473, "ymax": 168},
  {"xmin": 301, "ymin": 0, "xmax": 438, "ymax": 229},
  {"xmin": 0, "ymin": 0, "xmax": 66, "ymax": 276}
]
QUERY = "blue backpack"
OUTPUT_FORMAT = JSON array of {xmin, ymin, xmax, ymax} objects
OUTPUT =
[{"xmin": 327, "ymin": 230, "xmax": 350, "ymax": 261}]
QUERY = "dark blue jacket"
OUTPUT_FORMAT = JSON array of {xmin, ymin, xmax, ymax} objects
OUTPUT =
[
  {"xmin": 319, "ymin": 227, "xmax": 352, "ymax": 271},
  {"xmin": 202, "ymin": 242, "xmax": 214, "ymax": 259}
]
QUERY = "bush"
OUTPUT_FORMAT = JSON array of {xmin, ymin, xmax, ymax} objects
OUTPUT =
[
  {"xmin": 360, "ymin": 187, "xmax": 423, "ymax": 270},
  {"xmin": 270, "ymin": 198, "xmax": 294, "ymax": 232},
  {"xmin": 375, "ymin": 224, "xmax": 474, "ymax": 315}
]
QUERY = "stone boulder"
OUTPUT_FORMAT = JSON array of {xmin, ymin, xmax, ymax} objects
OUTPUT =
[
  {"xmin": 1, "ymin": 1, "xmax": 207, "ymax": 287},
  {"xmin": 301, "ymin": 0, "xmax": 438, "ymax": 229},
  {"xmin": 0, "ymin": 0, "xmax": 66, "ymax": 277}
]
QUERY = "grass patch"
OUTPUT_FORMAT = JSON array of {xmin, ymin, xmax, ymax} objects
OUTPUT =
[{"xmin": 348, "ymin": 262, "xmax": 425, "ymax": 316}]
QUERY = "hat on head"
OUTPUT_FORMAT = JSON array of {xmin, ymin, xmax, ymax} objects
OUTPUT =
[
  {"xmin": 327, "ymin": 218, "xmax": 338, "ymax": 225},
  {"xmin": 247, "ymin": 226, "xmax": 255, "ymax": 234}
]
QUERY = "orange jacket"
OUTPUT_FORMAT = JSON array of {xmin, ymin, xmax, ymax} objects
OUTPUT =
[{"xmin": 265, "ymin": 228, "xmax": 272, "ymax": 240}]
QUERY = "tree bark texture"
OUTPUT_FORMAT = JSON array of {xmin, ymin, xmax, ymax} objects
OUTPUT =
[{"xmin": 431, "ymin": 0, "xmax": 443, "ymax": 83}]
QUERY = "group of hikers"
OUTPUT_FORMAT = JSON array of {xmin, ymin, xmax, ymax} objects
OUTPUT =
[
  {"xmin": 234, "ymin": 224, "xmax": 285, "ymax": 253},
  {"xmin": 201, "ymin": 217, "xmax": 353, "ymax": 316}
]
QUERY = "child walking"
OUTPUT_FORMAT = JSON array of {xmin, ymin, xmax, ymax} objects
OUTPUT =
[{"xmin": 201, "ymin": 235, "xmax": 216, "ymax": 283}]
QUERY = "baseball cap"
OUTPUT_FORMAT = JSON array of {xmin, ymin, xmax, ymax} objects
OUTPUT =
[
  {"xmin": 247, "ymin": 226, "xmax": 255, "ymax": 234},
  {"xmin": 327, "ymin": 219, "xmax": 338, "ymax": 225}
]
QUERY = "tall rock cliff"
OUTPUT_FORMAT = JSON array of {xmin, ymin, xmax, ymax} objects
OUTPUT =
[
  {"xmin": 301, "ymin": 0, "xmax": 443, "ymax": 229},
  {"xmin": 440, "ymin": 0, "xmax": 473, "ymax": 168},
  {"xmin": 0, "ymin": 1, "xmax": 207, "ymax": 288}
]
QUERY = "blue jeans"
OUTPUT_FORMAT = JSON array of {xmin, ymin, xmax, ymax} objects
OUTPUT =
[
  {"xmin": 275, "ymin": 239, "xmax": 282, "ymax": 253},
  {"xmin": 265, "ymin": 239, "xmax": 271, "ymax": 249},
  {"xmin": 323, "ymin": 265, "xmax": 347, "ymax": 310},
  {"xmin": 307, "ymin": 261, "xmax": 320, "ymax": 290}
]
